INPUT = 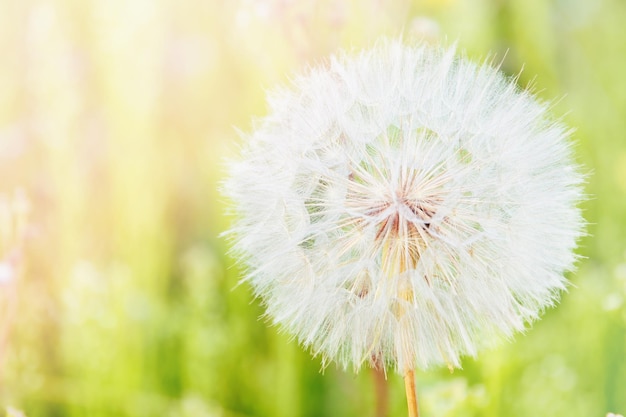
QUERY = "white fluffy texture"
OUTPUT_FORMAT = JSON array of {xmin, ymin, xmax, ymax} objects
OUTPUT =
[{"xmin": 225, "ymin": 40, "xmax": 584, "ymax": 372}]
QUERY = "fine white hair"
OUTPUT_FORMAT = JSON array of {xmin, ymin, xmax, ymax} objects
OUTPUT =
[{"xmin": 224, "ymin": 39, "xmax": 585, "ymax": 373}]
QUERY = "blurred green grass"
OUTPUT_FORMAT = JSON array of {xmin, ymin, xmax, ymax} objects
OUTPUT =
[{"xmin": 0, "ymin": 0, "xmax": 624, "ymax": 416}]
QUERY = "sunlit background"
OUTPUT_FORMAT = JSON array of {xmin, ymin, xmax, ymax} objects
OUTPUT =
[{"xmin": 0, "ymin": 0, "xmax": 624, "ymax": 416}]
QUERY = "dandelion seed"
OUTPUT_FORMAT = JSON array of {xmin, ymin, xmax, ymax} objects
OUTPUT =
[{"xmin": 224, "ymin": 39, "xmax": 584, "ymax": 416}]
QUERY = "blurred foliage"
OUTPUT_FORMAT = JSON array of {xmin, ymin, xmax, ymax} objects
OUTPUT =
[{"xmin": 0, "ymin": 0, "xmax": 624, "ymax": 416}]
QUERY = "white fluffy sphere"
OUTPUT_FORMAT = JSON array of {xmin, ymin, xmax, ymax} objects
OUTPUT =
[{"xmin": 225, "ymin": 40, "xmax": 584, "ymax": 372}]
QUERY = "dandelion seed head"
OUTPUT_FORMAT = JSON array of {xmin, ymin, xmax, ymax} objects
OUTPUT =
[{"xmin": 224, "ymin": 40, "xmax": 585, "ymax": 372}]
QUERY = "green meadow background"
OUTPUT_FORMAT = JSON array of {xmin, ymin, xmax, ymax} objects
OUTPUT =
[{"xmin": 0, "ymin": 0, "xmax": 624, "ymax": 416}]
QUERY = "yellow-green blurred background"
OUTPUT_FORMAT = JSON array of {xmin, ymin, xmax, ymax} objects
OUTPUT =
[{"xmin": 0, "ymin": 0, "xmax": 624, "ymax": 416}]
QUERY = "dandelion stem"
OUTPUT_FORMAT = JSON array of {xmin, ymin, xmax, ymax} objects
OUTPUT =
[
  {"xmin": 404, "ymin": 368, "xmax": 419, "ymax": 417},
  {"xmin": 372, "ymin": 358, "xmax": 389, "ymax": 417}
]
